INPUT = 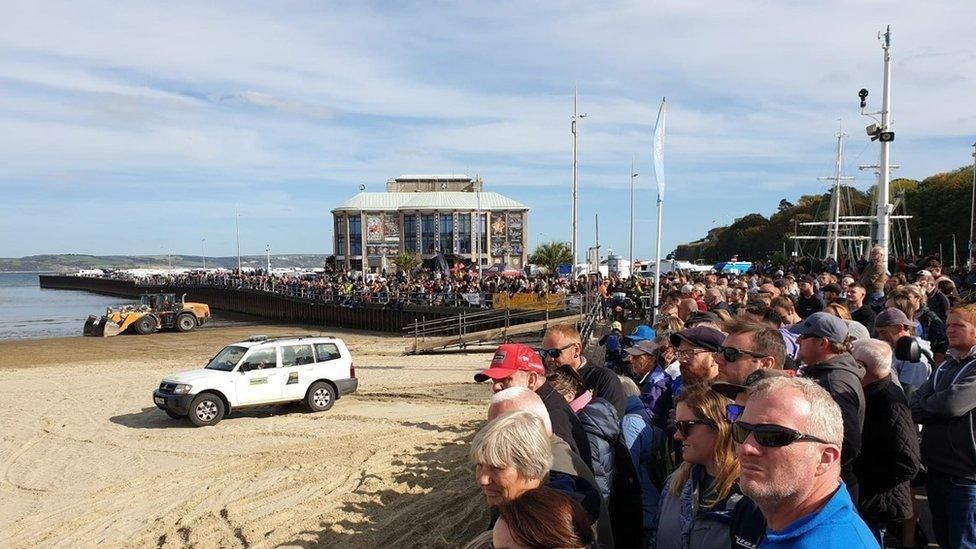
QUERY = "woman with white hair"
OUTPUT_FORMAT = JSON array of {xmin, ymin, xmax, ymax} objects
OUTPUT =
[
  {"xmin": 851, "ymin": 339, "xmax": 921, "ymax": 546},
  {"xmin": 470, "ymin": 410, "xmax": 552, "ymax": 512}
]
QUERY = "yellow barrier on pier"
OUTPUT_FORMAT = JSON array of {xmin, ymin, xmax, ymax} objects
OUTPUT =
[{"xmin": 492, "ymin": 292, "xmax": 566, "ymax": 311}]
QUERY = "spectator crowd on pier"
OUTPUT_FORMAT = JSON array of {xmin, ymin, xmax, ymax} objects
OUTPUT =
[
  {"xmin": 461, "ymin": 246, "xmax": 976, "ymax": 549},
  {"xmin": 109, "ymin": 267, "xmax": 599, "ymax": 309}
]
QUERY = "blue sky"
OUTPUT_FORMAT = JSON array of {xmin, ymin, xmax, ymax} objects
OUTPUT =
[{"xmin": 1, "ymin": 1, "xmax": 974, "ymax": 259}]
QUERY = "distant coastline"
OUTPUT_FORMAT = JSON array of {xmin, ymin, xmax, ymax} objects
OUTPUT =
[{"xmin": 0, "ymin": 254, "xmax": 330, "ymax": 273}]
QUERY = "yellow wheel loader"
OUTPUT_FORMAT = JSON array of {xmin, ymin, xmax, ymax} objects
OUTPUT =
[{"xmin": 83, "ymin": 293, "xmax": 211, "ymax": 337}]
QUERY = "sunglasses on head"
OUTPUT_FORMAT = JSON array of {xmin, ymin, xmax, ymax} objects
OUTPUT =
[
  {"xmin": 731, "ymin": 421, "xmax": 831, "ymax": 448},
  {"xmin": 719, "ymin": 346, "xmax": 768, "ymax": 363},
  {"xmin": 675, "ymin": 419, "xmax": 715, "ymax": 437},
  {"xmin": 726, "ymin": 403, "xmax": 745, "ymax": 423},
  {"xmin": 538, "ymin": 343, "xmax": 574, "ymax": 359}
]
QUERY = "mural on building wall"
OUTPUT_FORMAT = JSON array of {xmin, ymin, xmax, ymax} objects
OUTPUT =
[
  {"xmin": 366, "ymin": 215, "xmax": 384, "ymax": 243},
  {"xmin": 491, "ymin": 215, "xmax": 507, "ymax": 236},
  {"xmin": 382, "ymin": 215, "xmax": 400, "ymax": 241},
  {"xmin": 490, "ymin": 213, "xmax": 507, "ymax": 257},
  {"xmin": 507, "ymin": 213, "xmax": 523, "ymax": 256},
  {"xmin": 366, "ymin": 244, "xmax": 398, "ymax": 256},
  {"xmin": 366, "ymin": 213, "xmax": 400, "ymax": 255}
]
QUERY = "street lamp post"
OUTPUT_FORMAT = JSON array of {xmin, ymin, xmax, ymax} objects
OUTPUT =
[
  {"xmin": 266, "ymin": 244, "xmax": 271, "ymax": 274},
  {"xmin": 202, "ymin": 238, "xmax": 206, "ymax": 270},
  {"xmin": 629, "ymin": 156, "xmax": 638, "ymax": 277},
  {"xmin": 235, "ymin": 206, "xmax": 242, "ymax": 273},
  {"xmin": 571, "ymin": 85, "xmax": 588, "ymax": 268}
]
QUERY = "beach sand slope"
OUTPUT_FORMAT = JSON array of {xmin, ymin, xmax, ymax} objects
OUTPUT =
[{"xmin": 0, "ymin": 325, "xmax": 491, "ymax": 547}]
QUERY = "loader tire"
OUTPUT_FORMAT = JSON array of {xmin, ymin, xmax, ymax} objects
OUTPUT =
[
  {"xmin": 175, "ymin": 313, "xmax": 197, "ymax": 333},
  {"xmin": 134, "ymin": 315, "xmax": 156, "ymax": 335}
]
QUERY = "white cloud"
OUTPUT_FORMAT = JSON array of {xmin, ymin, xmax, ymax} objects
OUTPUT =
[{"xmin": 0, "ymin": 1, "xmax": 974, "ymax": 256}]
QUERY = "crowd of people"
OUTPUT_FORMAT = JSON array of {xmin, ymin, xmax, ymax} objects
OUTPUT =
[
  {"xmin": 462, "ymin": 246, "xmax": 976, "ymax": 548},
  {"xmin": 114, "ymin": 267, "xmax": 596, "ymax": 309}
]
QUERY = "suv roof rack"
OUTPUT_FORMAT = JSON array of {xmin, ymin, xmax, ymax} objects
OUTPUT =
[{"xmin": 246, "ymin": 334, "xmax": 331, "ymax": 344}]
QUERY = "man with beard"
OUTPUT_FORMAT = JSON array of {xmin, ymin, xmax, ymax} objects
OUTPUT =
[
  {"xmin": 714, "ymin": 318, "xmax": 787, "ymax": 385},
  {"xmin": 735, "ymin": 376, "xmax": 877, "ymax": 547}
]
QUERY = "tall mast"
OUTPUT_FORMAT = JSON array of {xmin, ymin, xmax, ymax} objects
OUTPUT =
[
  {"xmin": 876, "ymin": 26, "xmax": 894, "ymax": 263},
  {"xmin": 818, "ymin": 121, "xmax": 852, "ymax": 261}
]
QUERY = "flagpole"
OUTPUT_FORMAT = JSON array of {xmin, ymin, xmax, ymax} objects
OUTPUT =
[{"xmin": 652, "ymin": 98, "xmax": 667, "ymax": 323}]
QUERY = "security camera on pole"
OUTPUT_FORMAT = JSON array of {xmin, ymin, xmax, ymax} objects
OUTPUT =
[{"xmin": 859, "ymin": 26, "xmax": 895, "ymax": 266}]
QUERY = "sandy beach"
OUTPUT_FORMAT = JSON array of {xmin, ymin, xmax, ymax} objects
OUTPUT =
[{"xmin": 0, "ymin": 324, "xmax": 493, "ymax": 547}]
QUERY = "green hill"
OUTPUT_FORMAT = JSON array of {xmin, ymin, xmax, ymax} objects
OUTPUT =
[{"xmin": 674, "ymin": 165, "xmax": 975, "ymax": 263}]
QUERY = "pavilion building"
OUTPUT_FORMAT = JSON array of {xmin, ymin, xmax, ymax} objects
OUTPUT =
[{"xmin": 331, "ymin": 175, "xmax": 529, "ymax": 273}]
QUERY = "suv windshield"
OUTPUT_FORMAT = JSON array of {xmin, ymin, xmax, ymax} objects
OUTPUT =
[{"xmin": 205, "ymin": 345, "xmax": 248, "ymax": 371}]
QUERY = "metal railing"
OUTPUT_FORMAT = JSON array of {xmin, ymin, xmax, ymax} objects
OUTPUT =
[{"xmin": 404, "ymin": 291, "xmax": 594, "ymax": 351}]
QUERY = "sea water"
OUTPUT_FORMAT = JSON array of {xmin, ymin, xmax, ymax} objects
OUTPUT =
[{"xmin": 0, "ymin": 273, "xmax": 139, "ymax": 341}]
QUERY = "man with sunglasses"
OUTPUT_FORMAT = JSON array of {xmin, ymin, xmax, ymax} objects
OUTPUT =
[
  {"xmin": 542, "ymin": 324, "xmax": 626, "ymax": 418},
  {"xmin": 735, "ymin": 376, "xmax": 877, "ymax": 548},
  {"xmin": 715, "ymin": 319, "xmax": 786, "ymax": 386},
  {"xmin": 475, "ymin": 343, "xmax": 593, "ymax": 470},
  {"xmin": 790, "ymin": 311, "xmax": 865, "ymax": 503}
]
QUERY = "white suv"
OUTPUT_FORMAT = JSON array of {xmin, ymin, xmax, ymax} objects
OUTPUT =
[{"xmin": 152, "ymin": 335, "xmax": 358, "ymax": 426}]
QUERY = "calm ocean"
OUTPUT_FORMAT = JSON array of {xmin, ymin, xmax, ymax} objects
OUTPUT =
[{"xmin": 0, "ymin": 273, "xmax": 139, "ymax": 341}]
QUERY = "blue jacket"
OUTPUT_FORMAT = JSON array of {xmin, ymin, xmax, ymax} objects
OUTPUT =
[
  {"xmin": 761, "ymin": 482, "xmax": 878, "ymax": 548},
  {"xmin": 621, "ymin": 395, "xmax": 669, "ymax": 545},
  {"xmin": 577, "ymin": 397, "xmax": 620, "ymax": 503},
  {"xmin": 638, "ymin": 365, "xmax": 673, "ymax": 431}
]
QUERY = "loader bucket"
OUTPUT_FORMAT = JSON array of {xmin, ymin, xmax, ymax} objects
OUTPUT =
[
  {"xmin": 83, "ymin": 315, "xmax": 99, "ymax": 336},
  {"xmin": 100, "ymin": 318, "xmax": 122, "ymax": 337},
  {"xmin": 83, "ymin": 315, "xmax": 121, "ymax": 337}
]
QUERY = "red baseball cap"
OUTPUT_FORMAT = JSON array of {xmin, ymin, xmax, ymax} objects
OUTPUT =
[{"xmin": 474, "ymin": 343, "xmax": 546, "ymax": 382}]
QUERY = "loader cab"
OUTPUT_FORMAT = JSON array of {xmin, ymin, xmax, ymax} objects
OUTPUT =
[{"xmin": 142, "ymin": 293, "xmax": 179, "ymax": 311}]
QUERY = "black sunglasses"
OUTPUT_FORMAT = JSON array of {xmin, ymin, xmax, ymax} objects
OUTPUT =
[
  {"xmin": 732, "ymin": 421, "xmax": 831, "ymax": 448},
  {"xmin": 676, "ymin": 419, "xmax": 715, "ymax": 437},
  {"xmin": 719, "ymin": 346, "xmax": 768, "ymax": 363},
  {"xmin": 726, "ymin": 403, "xmax": 745, "ymax": 423},
  {"xmin": 538, "ymin": 343, "xmax": 574, "ymax": 359}
]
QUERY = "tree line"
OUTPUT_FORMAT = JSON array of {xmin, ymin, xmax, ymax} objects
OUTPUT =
[{"xmin": 673, "ymin": 164, "xmax": 976, "ymax": 264}]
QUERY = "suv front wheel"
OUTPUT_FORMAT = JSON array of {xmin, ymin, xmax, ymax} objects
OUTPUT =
[
  {"xmin": 306, "ymin": 382, "xmax": 336, "ymax": 412},
  {"xmin": 188, "ymin": 393, "xmax": 225, "ymax": 426}
]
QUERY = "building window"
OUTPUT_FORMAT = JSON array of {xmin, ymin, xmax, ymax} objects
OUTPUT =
[
  {"xmin": 335, "ymin": 216, "xmax": 346, "ymax": 257},
  {"xmin": 457, "ymin": 214, "xmax": 471, "ymax": 254},
  {"xmin": 421, "ymin": 214, "xmax": 436, "ymax": 254},
  {"xmin": 348, "ymin": 215, "xmax": 362, "ymax": 256},
  {"xmin": 475, "ymin": 213, "xmax": 488, "ymax": 261},
  {"xmin": 439, "ymin": 214, "xmax": 453, "ymax": 253},
  {"xmin": 404, "ymin": 214, "xmax": 418, "ymax": 253}
]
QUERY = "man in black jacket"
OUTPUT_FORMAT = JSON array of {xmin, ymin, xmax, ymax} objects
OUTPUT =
[
  {"xmin": 847, "ymin": 283, "xmax": 877, "ymax": 336},
  {"xmin": 851, "ymin": 338, "xmax": 920, "ymax": 546},
  {"xmin": 790, "ymin": 312, "xmax": 866, "ymax": 502},
  {"xmin": 542, "ymin": 324, "xmax": 627, "ymax": 418},
  {"xmin": 475, "ymin": 343, "xmax": 593, "ymax": 470},
  {"xmin": 796, "ymin": 276, "xmax": 825, "ymax": 319},
  {"xmin": 910, "ymin": 304, "xmax": 976, "ymax": 548}
]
